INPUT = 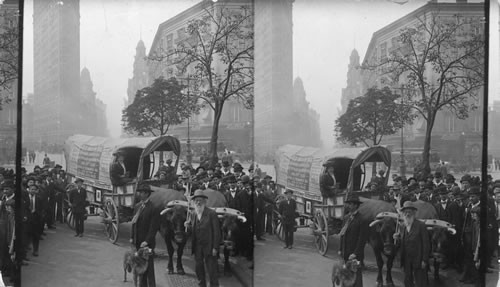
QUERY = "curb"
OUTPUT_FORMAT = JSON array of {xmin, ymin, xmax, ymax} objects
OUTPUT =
[{"xmin": 229, "ymin": 257, "xmax": 253, "ymax": 287}]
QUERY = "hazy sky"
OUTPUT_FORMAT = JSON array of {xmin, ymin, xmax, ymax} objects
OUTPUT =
[{"xmin": 22, "ymin": 0, "xmax": 497, "ymax": 146}]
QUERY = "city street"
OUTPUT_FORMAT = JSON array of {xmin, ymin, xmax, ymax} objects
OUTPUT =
[
  {"xmin": 20, "ymin": 217, "xmax": 243, "ymax": 287},
  {"xmin": 254, "ymin": 228, "xmax": 500, "ymax": 287}
]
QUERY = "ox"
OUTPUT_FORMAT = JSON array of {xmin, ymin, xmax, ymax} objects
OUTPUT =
[
  {"xmin": 156, "ymin": 188, "xmax": 245, "ymax": 277},
  {"xmin": 359, "ymin": 198, "xmax": 398, "ymax": 287},
  {"xmin": 411, "ymin": 200, "xmax": 456, "ymax": 283},
  {"xmin": 148, "ymin": 187, "xmax": 188, "ymax": 275}
]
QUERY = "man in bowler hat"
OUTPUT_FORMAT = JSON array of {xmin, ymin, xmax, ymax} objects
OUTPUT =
[
  {"xmin": 189, "ymin": 189, "xmax": 221, "ymax": 287},
  {"xmin": 68, "ymin": 178, "xmax": 87, "ymax": 237},
  {"xmin": 130, "ymin": 183, "xmax": 160, "ymax": 287},
  {"xmin": 278, "ymin": 189, "xmax": 297, "ymax": 249}
]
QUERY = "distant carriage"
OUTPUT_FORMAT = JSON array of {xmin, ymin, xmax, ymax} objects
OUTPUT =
[
  {"xmin": 63, "ymin": 134, "xmax": 181, "ymax": 243},
  {"xmin": 273, "ymin": 144, "xmax": 392, "ymax": 255}
]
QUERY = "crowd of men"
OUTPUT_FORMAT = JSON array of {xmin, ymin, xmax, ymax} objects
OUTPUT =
[
  {"xmin": 0, "ymin": 163, "xmax": 72, "ymax": 284},
  {"xmin": 152, "ymin": 159, "xmax": 278, "ymax": 262},
  {"xmin": 359, "ymin": 169, "xmax": 498, "ymax": 285}
]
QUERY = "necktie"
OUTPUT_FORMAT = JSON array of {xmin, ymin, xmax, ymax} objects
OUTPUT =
[
  {"xmin": 30, "ymin": 195, "xmax": 36, "ymax": 213},
  {"xmin": 131, "ymin": 203, "xmax": 145, "ymax": 224}
]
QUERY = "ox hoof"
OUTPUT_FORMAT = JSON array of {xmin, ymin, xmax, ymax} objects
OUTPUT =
[
  {"xmin": 376, "ymin": 282, "xmax": 383, "ymax": 287},
  {"xmin": 177, "ymin": 269, "xmax": 185, "ymax": 275},
  {"xmin": 167, "ymin": 269, "xmax": 174, "ymax": 275}
]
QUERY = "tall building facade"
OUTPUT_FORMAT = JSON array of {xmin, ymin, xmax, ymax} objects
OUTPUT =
[
  {"xmin": 254, "ymin": 0, "xmax": 295, "ymax": 162},
  {"xmin": 145, "ymin": 0, "xmax": 253, "ymax": 155},
  {"xmin": 32, "ymin": 0, "xmax": 81, "ymax": 146},
  {"xmin": 339, "ymin": 49, "xmax": 363, "ymax": 116},
  {"xmin": 127, "ymin": 39, "xmax": 149, "ymax": 106},
  {"xmin": 360, "ymin": 1, "xmax": 484, "ymax": 167},
  {"xmin": 291, "ymin": 77, "xmax": 321, "ymax": 147}
]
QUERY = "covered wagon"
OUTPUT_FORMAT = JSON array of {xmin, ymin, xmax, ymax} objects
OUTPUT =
[
  {"xmin": 274, "ymin": 144, "xmax": 392, "ymax": 255},
  {"xmin": 64, "ymin": 134, "xmax": 181, "ymax": 243}
]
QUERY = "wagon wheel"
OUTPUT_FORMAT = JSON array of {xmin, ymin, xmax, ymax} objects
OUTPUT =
[
  {"xmin": 312, "ymin": 209, "xmax": 329, "ymax": 256},
  {"xmin": 102, "ymin": 198, "xmax": 119, "ymax": 243},
  {"xmin": 66, "ymin": 209, "xmax": 75, "ymax": 230}
]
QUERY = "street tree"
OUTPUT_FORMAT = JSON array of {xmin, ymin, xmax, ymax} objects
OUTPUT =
[
  {"xmin": 149, "ymin": 2, "xmax": 254, "ymax": 167},
  {"xmin": 0, "ymin": 8, "xmax": 19, "ymax": 110},
  {"xmin": 122, "ymin": 77, "xmax": 200, "ymax": 137},
  {"xmin": 362, "ymin": 12, "xmax": 485, "ymax": 175},
  {"xmin": 335, "ymin": 87, "xmax": 415, "ymax": 176}
]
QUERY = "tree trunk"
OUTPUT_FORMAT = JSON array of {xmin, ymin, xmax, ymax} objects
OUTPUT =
[
  {"xmin": 209, "ymin": 102, "xmax": 224, "ymax": 168},
  {"xmin": 421, "ymin": 113, "xmax": 436, "ymax": 177}
]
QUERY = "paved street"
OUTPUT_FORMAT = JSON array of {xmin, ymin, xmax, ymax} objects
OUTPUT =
[
  {"xmin": 254, "ymin": 228, "xmax": 500, "ymax": 287},
  {"xmin": 20, "ymin": 216, "xmax": 242, "ymax": 287}
]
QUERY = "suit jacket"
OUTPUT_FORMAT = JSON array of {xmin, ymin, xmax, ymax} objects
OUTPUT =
[
  {"xmin": 435, "ymin": 201, "xmax": 461, "ymax": 228},
  {"xmin": 131, "ymin": 199, "xmax": 160, "ymax": 250},
  {"xmin": 400, "ymin": 219, "xmax": 430, "ymax": 268},
  {"xmin": 110, "ymin": 162, "xmax": 126, "ymax": 185},
  {"xmin": 278, "ymin": 198, "xmax": 297, "ymax": 225},
  {"xmin": 235, "ymin": 189, "xmax": 253, "ymax": 218},
  {"xmin": 26, "ymin": 194, "xmax": 43, "ymax": 231},
  {"xmin": 68, "ymin": 187, "xmax": 87, "ymax": 214},
  {"xmin": 191, "ymin": 207, "xmax": 221, "ymax": 256},
  {"xmin": 319, "ymin": 173, "xmax": 336, "ymax": 197},
  {"xmin": 340, "ymin": 211, "xmax": 367, "ymax": 261},
  {"xmin": 224, "ymin": 189, "xmax": 239, "ymax": 209}
]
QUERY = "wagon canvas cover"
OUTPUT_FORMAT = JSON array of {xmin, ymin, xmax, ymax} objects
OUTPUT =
[{"xmin": 64, "ymin": 134, "xmax": 181, "ymax": 190}]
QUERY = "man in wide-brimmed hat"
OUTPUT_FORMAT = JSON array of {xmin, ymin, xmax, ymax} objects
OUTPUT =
[
  {"xmin": 130, "ymin": 183, "xmax": 159, "ymax": 287},
  {"xmin": 339, "ymin": 194, "xmax": 365, "ymax": 287},
  {"xmin": 394, "ymin": 200, "xmax": 429, "ymax": 287},
  {"xmin": 189, "ymin": 189, "xmax": 221, "ymax": 287}
]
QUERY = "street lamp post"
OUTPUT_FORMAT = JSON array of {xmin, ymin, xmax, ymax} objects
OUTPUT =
[
  {"xmin": 185, "ymin": 76, "xmax": 193, "ymax": 167},
  {"xmin": 399, "ymin": 85, "xmax": 406, "ymax": 177}
]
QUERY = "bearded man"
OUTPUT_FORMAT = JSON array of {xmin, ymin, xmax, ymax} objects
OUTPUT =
[
  {"xmin": 189, "ymin": 189, "xmax": 221, "ymax": 287},
  {"xmin": 394, "ymin": 201, "xmax": 429, "ymax": 287}
]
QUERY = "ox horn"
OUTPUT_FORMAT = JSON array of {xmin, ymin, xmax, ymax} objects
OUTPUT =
[
  {"xmin": 369, "ymin": 219, "xmax": 383, "ymax": 227},
  {"xmin": 160, "ymin": 207, "xmax": 173, "ymax": 216},
  {"xmin": 447, "ymin": 227, "xmax": 456, "ymax": 235},
  {"xmin": 375, "ymin": 212, "xmax": 399, "ymax": 219}
]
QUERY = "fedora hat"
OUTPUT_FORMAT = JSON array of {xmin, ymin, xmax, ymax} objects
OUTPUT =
[
  {"xmin": 191, "ymin": 189, "xmax": 208, "ymax": 200},
  {"xmin": 400, "ymin": 201, "xmax": 418, "ymax": 212},
  {"xmin": 284, "ymin": 189, "xmax": 293, "ymax": 194}
]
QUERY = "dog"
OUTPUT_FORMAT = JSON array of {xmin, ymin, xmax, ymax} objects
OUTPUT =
[
  {"xmin": 123, "ymin": 246, "xmax": 153, "ymax": 287},
  {"xmin": 331, "ymin": 258, "xmax": 361, "ymax": 287}
]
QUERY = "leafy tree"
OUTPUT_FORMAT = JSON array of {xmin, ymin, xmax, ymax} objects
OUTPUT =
[
  {"xmin": 0, "ymin": 8, "xmax": 19, "ymax": 110},
  {"xmin": 122, "ymin": 77, "xmax": 200, "ymax": 137},
  {"xmin": 149, "ymin": 2, "xmax": 254, "ymax": 167},
  {"xmin": 362, "ymin": 12, "xmax": 485, "ymax": 175},
  {"xmin": 336, "ymin": 87, "xmax": 414, "ymax": 177},
  {"xmin": 335, "ymin": 87, "xmax": 414, "ymax": 147}
]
